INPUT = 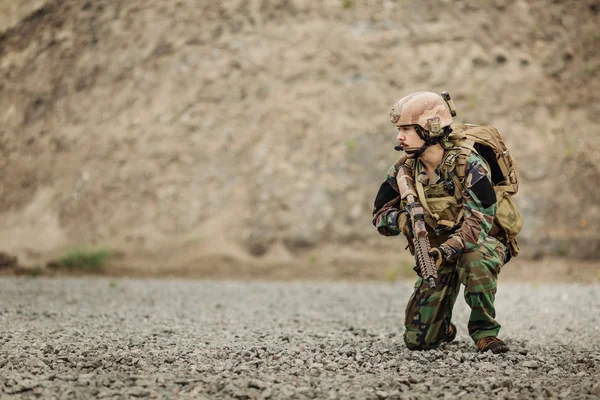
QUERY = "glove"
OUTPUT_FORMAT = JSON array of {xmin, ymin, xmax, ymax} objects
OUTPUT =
[
  {"xmin": 412, "ymin": 265, "xmax": 422, "ymax": 278},
  {"xmin": 429, "ymin": 245, "xmax": 459, "ymax": 269},
  {"xmin": 398, "ymin": 212, "xmax": 412, "ymax": 238},
  {"xmin": 428, "ymin": 248, "xmax": 443, "ymax": 270},
  {"xmin": 388, "ymin": 210, "xmax": 411, "ymax": 237}
]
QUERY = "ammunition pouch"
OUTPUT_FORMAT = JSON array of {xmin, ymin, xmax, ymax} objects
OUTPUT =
[{"xmin": 491, "ymin": 190, "xmax": 523, "ymax": 257}]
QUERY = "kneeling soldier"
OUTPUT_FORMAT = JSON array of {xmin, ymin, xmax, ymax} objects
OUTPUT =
[{"xmin": 372, "ymin": 92, "xmax": 510, "ymax": 354}]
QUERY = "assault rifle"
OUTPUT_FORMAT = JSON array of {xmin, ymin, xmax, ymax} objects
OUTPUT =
[{"xmin": 396, "ymin": 160, "xmax": 438, "ymax": 288}]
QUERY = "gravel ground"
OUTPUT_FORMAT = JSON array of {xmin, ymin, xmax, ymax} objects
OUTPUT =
[{"xmin": 0, "ymin": 277, "xmax": 598, "ymax": 399}]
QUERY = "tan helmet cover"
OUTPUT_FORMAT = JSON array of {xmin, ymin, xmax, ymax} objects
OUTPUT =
[{"xmin": 390, "ymin": 92, "xmax": 453, "ymax": 137}]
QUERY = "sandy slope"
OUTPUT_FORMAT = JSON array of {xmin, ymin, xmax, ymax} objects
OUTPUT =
[{"xmin": 0, "ymin": 0, "xmax": 598, "ymax": 275}]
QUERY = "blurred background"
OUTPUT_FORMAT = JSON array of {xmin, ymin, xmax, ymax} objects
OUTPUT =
[{"xmin": 0, "ymin": 0, "xmax": 598, "ymax": 281}]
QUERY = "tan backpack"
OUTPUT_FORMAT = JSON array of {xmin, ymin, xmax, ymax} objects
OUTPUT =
[{"xmin": 449, "ymin": 123, "xmax": 523, "ymax": 256}]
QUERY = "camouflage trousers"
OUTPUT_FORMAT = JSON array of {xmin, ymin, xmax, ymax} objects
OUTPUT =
[{"xmin": 404, "ymin": 236, "xmax": 508, "ymax": 350}]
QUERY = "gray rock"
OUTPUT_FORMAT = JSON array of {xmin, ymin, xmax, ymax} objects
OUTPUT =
[
  {"xmin": 522, "ymin": 360, "xmax": 539, "ymax": 369},
  {"xmin": 0, "ymin": 278, "xmax": 598, "ymax": 399}
]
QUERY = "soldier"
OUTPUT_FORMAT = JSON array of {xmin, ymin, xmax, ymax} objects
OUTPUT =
[{"xmin": 372, "ymin": 92, "xmax": 510, "ymax": 353}]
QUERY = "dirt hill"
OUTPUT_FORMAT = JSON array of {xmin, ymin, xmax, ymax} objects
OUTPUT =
[{"xmin": 0, "ymin": 0, "xmax": 599, "ymax": 277}]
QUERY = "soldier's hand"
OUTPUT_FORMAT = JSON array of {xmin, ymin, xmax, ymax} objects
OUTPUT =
[
  {"xmin": 398, "ymin": 212, "xmax": 412, "ymax": 238},
  {"xmin": 412, "ymin": 265, "xmax": 422, "ymax": 278},
  {"xmin": 428, "ymin": 248, "xmax": 443, "ymax": 270}
]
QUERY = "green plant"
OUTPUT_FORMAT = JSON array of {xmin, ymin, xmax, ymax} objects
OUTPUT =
[
  {"xmin": 555, "ymin": 242, "xmax": 569, "ymax": 257},
  {"xmin": 56, "ymin": 248, "xmax": 112, "ymax": 271},
  {"xmin": 384, "ymin": 266, "xmax": 401, "ymax": 282},
  {"xmin": 346, "ymin": 138, "xmax": 357, "ymax": 151},
  {"xmin": 109, "ymin": 280, "xmax": 118, "ymax": 288},
  {"xmin": 385, "ymin": 261, "xmax": 414, "ymax": 282},
  {"xmin": 563, "ymin": 141, "xmax": 575, "ymax": 161},
  {"xmin": 30, "ymin": 265, "xmax": 42, "ymax": 277},
  {"xmin": 342, "ymin": 0, "xmax": 354, "ymax": 9},
  {"xmin": 401, "ymin": 260, "xmax": 415, "ymax": 275},
  {"xmin": 185, "ymin": 235, "xmax": 201, "ymax": 244},
  {"xmin": 341, "ymin": 268, "xmax": 355, "ymax": 277},
  {"xmin": 524, "ymin": 95, "xmax": 539, "ymax": 107}
]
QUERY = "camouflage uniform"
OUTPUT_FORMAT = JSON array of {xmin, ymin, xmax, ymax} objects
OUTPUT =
[{"xmin": 372, "ymin": 149, "xmax": 509, "ymax": 350}]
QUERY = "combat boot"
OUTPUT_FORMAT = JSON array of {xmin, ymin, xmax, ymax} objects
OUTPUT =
[
  {"xmin": 476, "ymin": 336, "xmax": 509, "ymax": 354},
  {"xmin": 443, "ymin": 322, "xmax": 457, "ymax": 343}
]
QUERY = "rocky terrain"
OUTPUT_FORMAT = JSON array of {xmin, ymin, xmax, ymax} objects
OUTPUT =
[
  {"xmin": 0, "ymin": 277, "xmax": 598, "ymax": 399},
  {"xmin": 0, "ymin": 0, "xmax": 599, "ymax": 276}
]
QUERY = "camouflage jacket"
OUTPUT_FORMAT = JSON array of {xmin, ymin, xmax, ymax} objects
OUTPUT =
[{"xmin": 372, "ymin": 150, "xmax": 498, "ymax": 256}]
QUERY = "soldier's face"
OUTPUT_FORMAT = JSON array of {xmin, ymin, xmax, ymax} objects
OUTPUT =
[{"xmin": 396, "ymin": 125, "xmax": 425, "ymax": 151}]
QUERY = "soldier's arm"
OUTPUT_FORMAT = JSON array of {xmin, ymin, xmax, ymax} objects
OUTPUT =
[
  {"xmin": 372, "ymin": 179, "xmax": 404, "ymax": 236},
  {"xmin": 441, "ymin": 153, "xmax": 497, "ymax": 257}
]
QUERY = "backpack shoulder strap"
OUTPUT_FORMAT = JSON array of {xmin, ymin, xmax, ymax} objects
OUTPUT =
[{"xmin": 453, "ymin": 142, "xmax": 474, "ymax": 179}]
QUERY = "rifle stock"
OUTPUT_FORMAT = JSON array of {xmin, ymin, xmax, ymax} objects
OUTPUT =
[{"xmin": 396, "ymin": 160, "xmax": 438, "ymax": 288}]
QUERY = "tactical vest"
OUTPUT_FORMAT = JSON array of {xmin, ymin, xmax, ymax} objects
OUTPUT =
[{"xmin": 400, "ymin": 146, "xmax": 521, "ymax": 257}]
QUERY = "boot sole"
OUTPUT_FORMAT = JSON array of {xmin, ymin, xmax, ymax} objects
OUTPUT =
[{"xmin": 490, "ymin": 345, "xmax": 510, "ymax": 354}]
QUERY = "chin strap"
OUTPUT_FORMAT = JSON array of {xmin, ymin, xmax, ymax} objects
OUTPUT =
[
  {"xmin": 410, "ymin": 145, "xmax": 430, "ymax": 158},
  {"xmin": 402, "ymin": 140, "xmax": 438, "ymax": 158},
  {"xmin": 394, "ymin": 127, "xmax": 445, "ymax": 157}
]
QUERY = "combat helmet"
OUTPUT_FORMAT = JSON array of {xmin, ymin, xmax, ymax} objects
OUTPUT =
[{"xmin": 390, "ymin": 91, "xmax": 455, "ymax": 139}]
